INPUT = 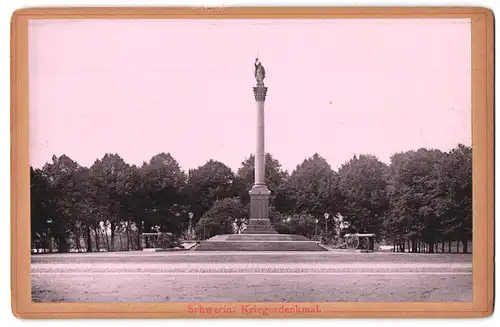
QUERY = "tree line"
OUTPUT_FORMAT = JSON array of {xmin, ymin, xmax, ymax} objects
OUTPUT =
[{"xmin": 30, "ymin": 144, "xmax": 472, "ymax": 253}]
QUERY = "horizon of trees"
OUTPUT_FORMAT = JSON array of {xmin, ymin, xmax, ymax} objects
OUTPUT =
[{"xmin": 30, "ymin": 143, "xmax": 472, "ymax": 254}]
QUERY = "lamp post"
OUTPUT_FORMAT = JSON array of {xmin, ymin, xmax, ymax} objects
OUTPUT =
[
  {"xmin": 46, "ymin": 218, "xmax": 53, "ymax": 253},
  {"xmin": 314, "ymin": 218, "xmax": 319, "ymax": 240},
  {"xmin": 75, "ymin": 221, "xmax": 81, "ymax": 252},
  {"xmin": 188, "ymin": 212, "xmax": 194, "ymax": 237},
  {"xmin": 324, "ymin": 213, "xmax": 330, "ymax": 241}
]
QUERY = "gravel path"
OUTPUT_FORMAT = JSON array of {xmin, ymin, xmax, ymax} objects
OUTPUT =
[
  {"xmin": 31, "ymin": 252, "xmax": 472, "ymax": 303},
  {"xmin": 32, "ymin": 273, "xmax": 472, "ymax": 303},
  {"xmin": 31, "ymin": 251, "xmax": 473, "ymax": 264}
]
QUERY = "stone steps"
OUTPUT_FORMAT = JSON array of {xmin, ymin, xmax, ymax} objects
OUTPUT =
[
  {"xmin": 241, "ymin": 226, "xmax": 278, "ymax": 234},
  {"xmin": 195, "ymin": 240, "xmax": 327, "ymax": 252},
  {"xmin": 226, "ymin": 234, "xmax": 310, "ymax": 241},
  {"xmin": 241, "ymin": 218, "xmax": 278, "ymax": 234}
]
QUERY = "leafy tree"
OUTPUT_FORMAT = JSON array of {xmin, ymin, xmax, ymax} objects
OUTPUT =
[
  {"xmin": 287, "ymin": 154, "xmax": 338, "ymax": 219},
  {"xmin": 140, "ymin": 153, "xmax": 188, "ymax": 236},
  {"xmin": 337, "ymin": 154, "xmax": 389, "ymax": 239},
  {"xmin": 186, "ymin": 160, "xmax": 241, "ymax": 223},
  {"xmin": 89, "ymin": 153, "xmax": 133, "ymax": 251},
  {"xmin": 385, "ymin": 149, "xmax": 445, "ymax": 252},
  {"xmin": 195, "ymin": 197, "xmax": 249, "ymax": 239},
  {"xmin": 432, "ymin": 144, "xmax": 472, "ymax": 252},
  {"xmin": 30, "ymin": 167, "xmax": 52, "ymax": 251},
  {"xmin": 117, "ymin": 164, "xmax": 146, "ymax": 249},
  {"xmin": 40, "ymin": 155, "xmax": 83, "ymax": 252},
  {"xmin": 70, "ymin": 166, "xmax": 99, "ymax": 252}
]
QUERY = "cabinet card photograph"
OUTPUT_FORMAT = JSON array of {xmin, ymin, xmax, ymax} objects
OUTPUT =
[{"xmin": 11, "ymin": 7, "xmax": 493, "ymax": 319}]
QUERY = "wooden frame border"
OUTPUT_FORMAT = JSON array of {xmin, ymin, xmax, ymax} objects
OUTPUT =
[{"xmin": 11, "ymin": 6, "xmax": 494, "ymax": 319}]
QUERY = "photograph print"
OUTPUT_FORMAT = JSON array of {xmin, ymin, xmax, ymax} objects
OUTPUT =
[{"xmin": 29, "ymin": 17, "xmax": 472, "ymax": 303}]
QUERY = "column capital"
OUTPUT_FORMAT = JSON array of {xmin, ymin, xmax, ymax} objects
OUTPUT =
[{"xmin": 253, "ymin": 86, "xmax": 268, "ymax": 102}]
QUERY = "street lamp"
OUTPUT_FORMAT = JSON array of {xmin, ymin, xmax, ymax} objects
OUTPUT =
[
  {"xmin": 46, "ymin": 218, "xmax": 53, "ymax": 253},
  {"xmin": 314, "ymin": 218, "xmax": 319, "ymax": 239},
  {"xmin": 188, "ymin": 212, "xmax": 194, "ymax": 237},
  {"xmin": 324, "ymin": 213, "xmax": 330, "ymax": 241},
  {"xmin": 75, "ymin": 221, "xmax": 81, "ymax": 252}
]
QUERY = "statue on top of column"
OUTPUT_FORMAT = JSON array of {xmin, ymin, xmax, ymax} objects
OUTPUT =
[{"xmin": 254, "ymin": 57, "xmax": 266, "ymax": 84}]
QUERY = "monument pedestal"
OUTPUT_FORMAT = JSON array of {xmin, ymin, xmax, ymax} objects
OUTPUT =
[{"xmin": 242, "ymin": 184, "xmax": 277, "ymax": 234}]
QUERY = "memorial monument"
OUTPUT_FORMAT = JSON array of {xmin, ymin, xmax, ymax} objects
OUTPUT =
[
  {"xmin": 241, "ymin": 58, "xmax": 277, "ymax": 234},
  {"xmin": 195, "ymin": 58, "xmax": 324, "ymax": 251}
]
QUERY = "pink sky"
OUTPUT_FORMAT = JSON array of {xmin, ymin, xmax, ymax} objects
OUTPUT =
[{"xmin": 28, "ymin": 18, "xmax": 471, "ymax": 173}]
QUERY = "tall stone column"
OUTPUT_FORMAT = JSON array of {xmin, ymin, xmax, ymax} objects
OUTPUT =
[
  {"xmin": 242, "ymin": 59, "xmax": 277, "ymax": 234},
  {"xmin": 254, "ymin": 83, "xmax": 267, "ymax": 186}
]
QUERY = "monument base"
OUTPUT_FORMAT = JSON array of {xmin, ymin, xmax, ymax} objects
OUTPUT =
[
  {"xmin": 194, "ymin": 234, "xmax": 327, "ymax": 251},
  {"xmin": 193, "ymin": 181, "xmax": 328, "ymax": 251},
  {"xmin": 242, "ymin": 184, "xmax": 277, "ymax": 234}
]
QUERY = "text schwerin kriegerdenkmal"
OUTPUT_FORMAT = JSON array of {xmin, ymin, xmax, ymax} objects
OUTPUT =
[{"xmin": 187, "ymin": 303, "xmax": 322, "ymax": 316}]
